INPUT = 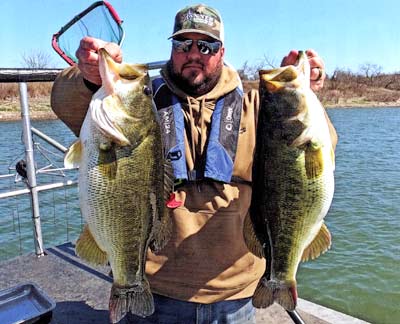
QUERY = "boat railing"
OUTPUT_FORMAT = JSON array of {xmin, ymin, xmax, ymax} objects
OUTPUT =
[{"xmin": 0, "ymin": 69, "xmax": 78, "ymax": 258}]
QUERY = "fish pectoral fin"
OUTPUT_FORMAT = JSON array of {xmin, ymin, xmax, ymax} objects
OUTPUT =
[
  {"xmin": 301, "ymin": 223, "xmax": 332, "ymax": 262},
  {"xmin": 305, "ymin": 144, "xmax": 324, "ymax": 179},
  {"xmin": 91, "ymin": 94, "xmax": 131, "ymax": 146},
  {"xmin": 75, "ymin": 224, "xmax": 108, "ymax": 265},
  {"xmin": 98, "ymin": 146, "xmax": 118, "ymax": 179},
  {"xmin": 64, "ymin": 139, "xmax": 83, "ymax": 169},
  {"xmin": 98, "ymin": 160, "xmax": 118, "ymax": 179},
  {"xmin": 243, "ymin": 213, "xmax": 265, "ymax": 258}
]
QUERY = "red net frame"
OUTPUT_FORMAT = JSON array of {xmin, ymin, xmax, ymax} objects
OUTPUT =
[{"xmin": 52, "ymin": 1, "xmax": 124, "ymax": 66}]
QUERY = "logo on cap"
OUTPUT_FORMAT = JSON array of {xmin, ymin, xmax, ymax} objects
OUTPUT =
[{"xmin": 184, "ymin": 9, "xmax": 215, "ymax": 27}]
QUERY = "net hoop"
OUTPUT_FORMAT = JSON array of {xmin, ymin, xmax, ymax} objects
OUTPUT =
[{"xmin": 52, "ymin": 1, "xmax": 124, "ymax": 66}]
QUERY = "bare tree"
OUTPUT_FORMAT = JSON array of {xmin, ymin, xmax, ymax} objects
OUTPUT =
[
  {"xmin": 238, "ymin": 60, "xmax": 251, "ymax": 81},
  {"xmin": 359, "ymin": 63, "xmax": 382, "ymax": 85},
  {"xmin": 21, "ymin": 50, "xmax": 52, "ymax": 68},
  {"xmin": 239, "ymin": 57, "xmax": 278, "ymax": 81},
  {"xmin": 263, "ymin": 54, "xmax": 278, "ymax": 69}
]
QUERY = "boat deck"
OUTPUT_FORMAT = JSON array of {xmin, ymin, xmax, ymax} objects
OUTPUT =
[{"xmin": 0, "ymin": 243, "xmax": 369, "ymax": 324}]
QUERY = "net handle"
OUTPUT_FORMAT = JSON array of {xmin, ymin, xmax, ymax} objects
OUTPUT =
[{"xmin": 52, "ymin": 1, "xmax": 124, "ymax": 66}]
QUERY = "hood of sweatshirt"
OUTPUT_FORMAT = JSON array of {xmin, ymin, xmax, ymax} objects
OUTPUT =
[{"xmin": 159, "ymin": 63, "xmax": 241, "ymax": 173}]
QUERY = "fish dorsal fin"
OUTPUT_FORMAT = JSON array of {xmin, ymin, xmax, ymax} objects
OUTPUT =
[
  {"xmin": 64, "ymin": 139, "xmax": 83, "ymax": 169},
  {"xmin": 90, "ymin": 91, "xmax": 131, "ymax": 146},
  {"xmin": 243, "ymin": 213, "xmax": 265, "ymax": 258},
  {"xmin": 301, "ymin": 223, "xmax": 332, "ymax": 262},
  {"xmin": 148, "ymin": 158, "xmax": 175, "ymax": 253},
  {"xmin": 163, "ymin": 159, "xmax": 175, "ymax": 203}
]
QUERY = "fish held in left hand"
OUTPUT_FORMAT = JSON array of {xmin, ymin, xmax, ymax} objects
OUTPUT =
[
  {"xmin": 64, "ymin": 48, "xmax": 172, "ymax": 323},
  {"xmin": 244, "ymin": 51, "xmax": 335, "ymax": 311}
]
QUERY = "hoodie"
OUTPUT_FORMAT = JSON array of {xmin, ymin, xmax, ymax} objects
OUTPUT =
[{"xmin": 146, "ymin": 64, "xmax": 265, "ymax": 303}]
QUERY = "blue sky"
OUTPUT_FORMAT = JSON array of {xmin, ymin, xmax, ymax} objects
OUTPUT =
[{"xmin": 1, "ymin": 0, "xmax": 399, "ymax": 75}]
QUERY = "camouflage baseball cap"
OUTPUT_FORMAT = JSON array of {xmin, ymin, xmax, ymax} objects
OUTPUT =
[{"xmin": 169, "ymin": 4, "xmax": 224, "ymax": 43}]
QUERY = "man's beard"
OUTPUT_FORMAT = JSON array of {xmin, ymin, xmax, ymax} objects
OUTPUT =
[{"xmin": 167, "ymin": 59, "xmax": 223, "ymax": 96}]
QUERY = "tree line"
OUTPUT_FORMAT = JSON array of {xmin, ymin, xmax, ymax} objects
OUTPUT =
[
  {"xmin": 2, "ymin": 51, "xmax": 400, "ymax": 106},
  {"xmin": 239, "ymin": 60, "xmax": 400, "ymax": 106}
]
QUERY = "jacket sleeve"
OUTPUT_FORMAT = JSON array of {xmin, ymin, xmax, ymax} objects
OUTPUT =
[{"xmin": 50, "ymin": 66, "xmax": 94, "ymax": 136}]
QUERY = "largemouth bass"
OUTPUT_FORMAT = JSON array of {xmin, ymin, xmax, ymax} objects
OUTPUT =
[
  {"xmin": 64, "ymin": 49, "xmax": 172, "ymax": 323},
  {"xmin": 244, "ymin": 51, "xmax": 335, "ymax": 311}
]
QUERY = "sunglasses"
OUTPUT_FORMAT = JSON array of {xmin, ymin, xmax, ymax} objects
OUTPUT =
[{"xmin": 172, "ymin": 39, "xmax": 222, "ymax": 56}]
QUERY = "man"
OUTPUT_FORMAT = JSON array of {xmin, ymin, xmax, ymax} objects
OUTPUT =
[{"xmin": 51, "ymin": 4, "xmax": 337, "ymax": 323}]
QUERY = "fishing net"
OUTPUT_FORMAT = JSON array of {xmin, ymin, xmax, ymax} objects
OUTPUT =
[{"xmin": 52, "ymin": 1, "xmax": 124, "ymax": 65}]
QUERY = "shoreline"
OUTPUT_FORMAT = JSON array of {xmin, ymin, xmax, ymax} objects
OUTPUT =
[
  {"xmin": 0, "ymin": 102, "xmax": 399, "ymax": 122},
  {"xmin": 325, "ymin": 102, "xmax": 400, "ymax": 108},
  {"xmin": 0, "ymin": 110, "xmax": 58, "ymax": 122}
]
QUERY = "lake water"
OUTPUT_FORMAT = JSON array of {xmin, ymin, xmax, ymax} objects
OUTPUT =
[
  {"xmin": 0, "ymin": 119, "xmax": 81, "ymax": 260},
  {"xmin": 0, "ymin": 108, "xmax": 399, "ymax": 324}
]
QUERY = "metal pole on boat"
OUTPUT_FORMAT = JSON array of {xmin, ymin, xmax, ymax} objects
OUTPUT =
[
  {"xmin": 19, "ymin": 82, "xmax": 45, "ymax": 257},
  {"xmin": 146, "ymin": 60, "xmax": 167, "ymax": 70},
  {"xmin": 287, "ymin": 309, "xmax": 306, "ymax": 324}
]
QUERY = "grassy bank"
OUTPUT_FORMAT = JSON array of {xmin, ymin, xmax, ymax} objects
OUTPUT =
[
  {"xmin": 0, "ymin": 96, "xmax": 57, "ymax": 121},
  {"xmin": 0, "ymin": 82, "xmax": 57, "ymax": 121}
]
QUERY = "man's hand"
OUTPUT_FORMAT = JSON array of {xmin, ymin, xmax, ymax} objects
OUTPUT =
[
  {"xmin": 76, "ymin": 37, "xmax": 123, "ymax": 85},
  {"xmin": 281, "ymin": 49, "xmax": 325, "ymax": 91}
]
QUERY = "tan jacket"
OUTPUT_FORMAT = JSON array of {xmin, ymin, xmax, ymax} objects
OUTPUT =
[{"xmin": 51, "ymin": 64, "xmax": 265, "ymax": 303}]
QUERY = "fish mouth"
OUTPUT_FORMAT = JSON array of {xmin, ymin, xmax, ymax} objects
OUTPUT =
[
  {"xmin": 98, "ymin": 48, "xmax": 147, "ymax": 80},
  {"xmin": 259, "ymin": 67, "xmax": 299, "ymax": 92},
  {"xmin": 259, "ymin": 51, "xmax": 307, "ymax": 92}
]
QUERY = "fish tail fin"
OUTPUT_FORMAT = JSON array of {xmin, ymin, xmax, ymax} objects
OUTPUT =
[
  {"xmin": 275, "ymin": 282, "xmax": 297, "ymax": 311},
  {"xmin": 109, "ymin": 281, "xmax": 154, "ymax": 323},
  {"xmin": 252, "ymin": 278, "xmax": 297, "ymax": 311},
  {"xmin": 75, "ymin": 225, "xmax": 108, "ymax": 265},
  {"xmin": 252, "ymin": 278, "xmax": 274, "ymax": 308}
]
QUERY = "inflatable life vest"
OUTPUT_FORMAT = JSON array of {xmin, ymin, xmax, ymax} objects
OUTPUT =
[{"xmin": 152, "ymin": 77, "xmax": 246, "ymax": 184}]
